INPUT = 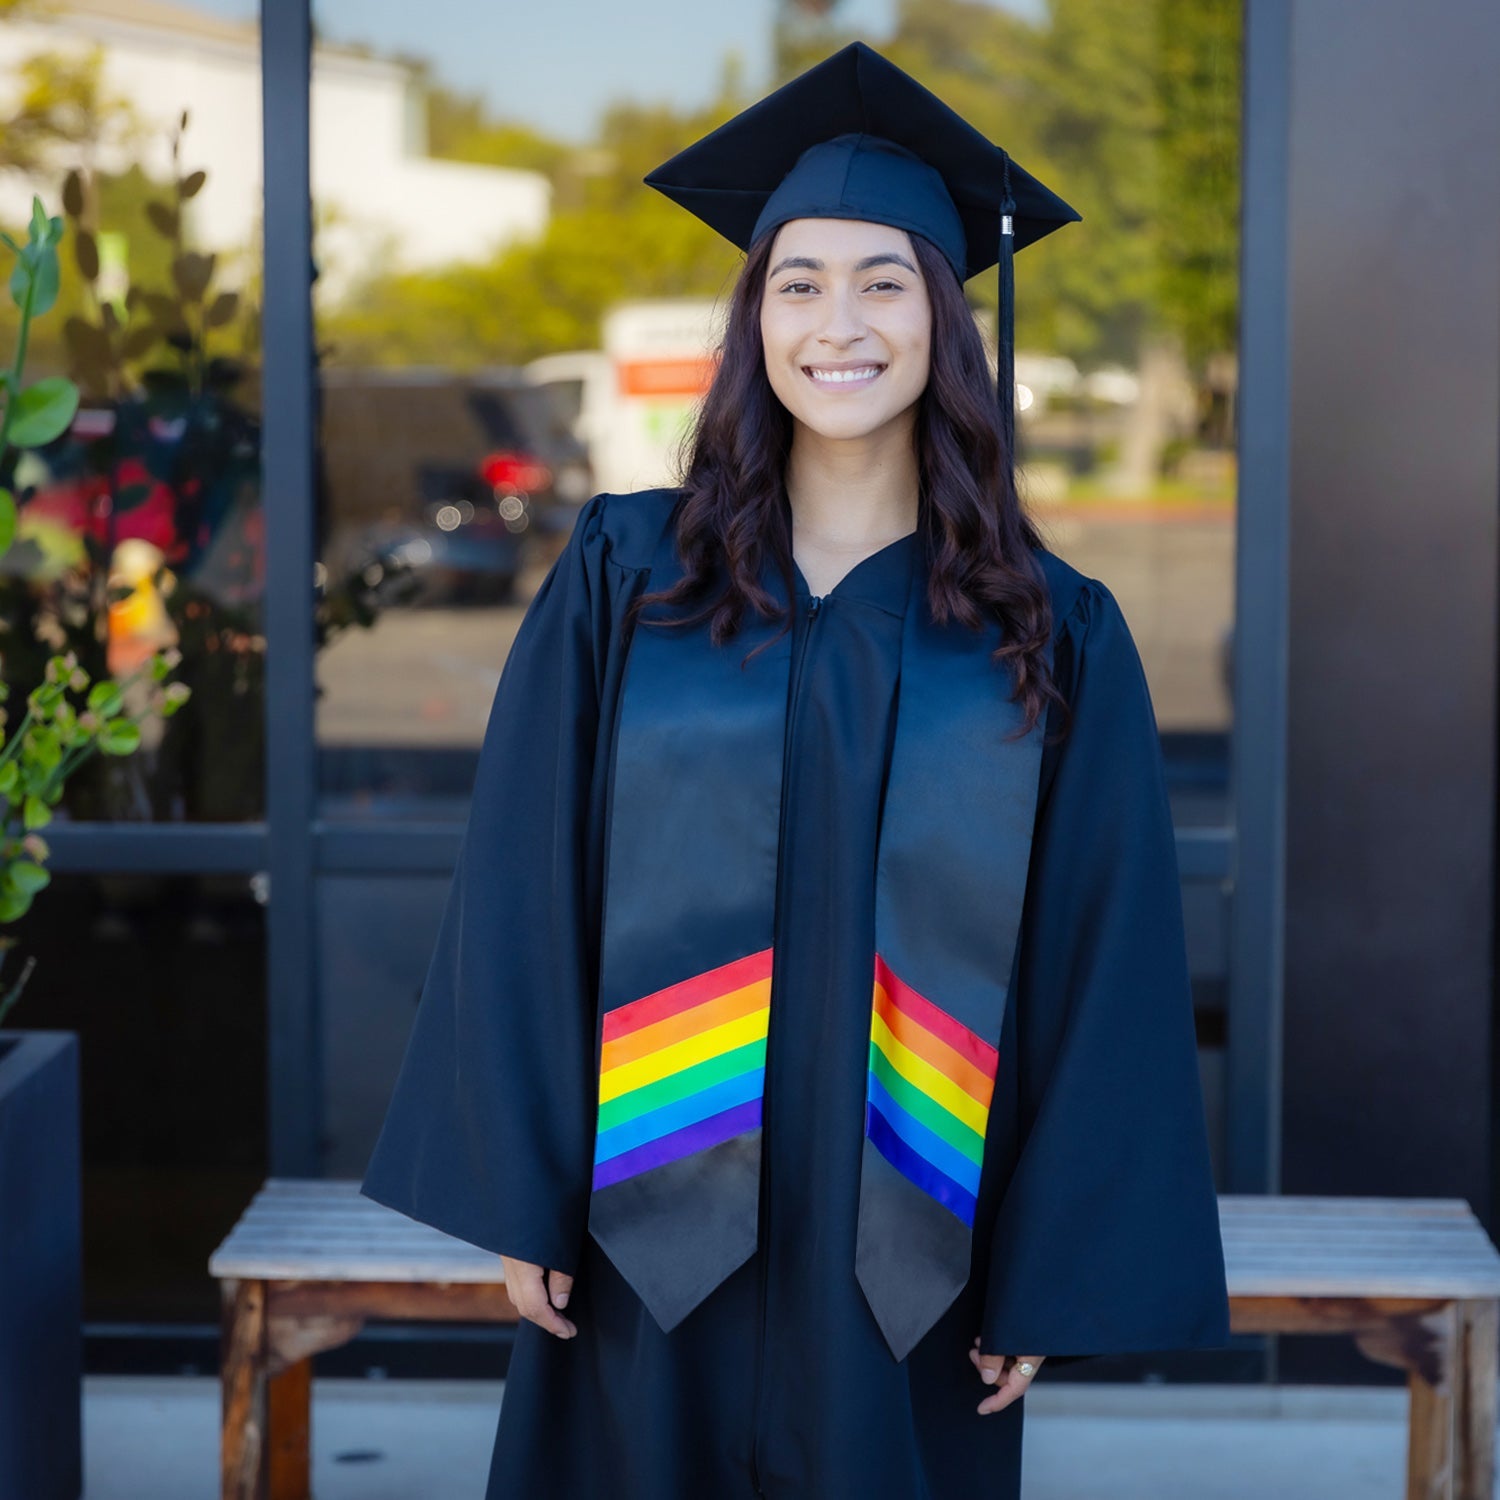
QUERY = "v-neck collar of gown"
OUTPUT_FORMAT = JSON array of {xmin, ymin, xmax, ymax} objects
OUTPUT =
[{"xmin": 790, "ymin": 528, "xmax": 921, "ymax": 611}]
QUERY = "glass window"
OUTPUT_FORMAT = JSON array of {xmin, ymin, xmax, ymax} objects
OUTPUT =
[
  {"xmin": 13, "ymin": 872, "xmax": 267, "ymax": 1322},
  {"xmin": 0, "ymin": 0, "xmax": 267, "ymax": 822},
  {"xmin": 308, "ymin": 2, "xmax": 1239, "ymax": 818}
]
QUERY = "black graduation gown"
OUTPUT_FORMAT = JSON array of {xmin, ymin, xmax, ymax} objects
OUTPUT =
[{"xmin": 360, "ymin": 486, "xmax": 1231, "ymax": 1500}]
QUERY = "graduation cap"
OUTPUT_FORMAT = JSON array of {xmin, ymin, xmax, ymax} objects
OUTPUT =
[{"xmin": 643, "ymin": 39, "xmax": 1081, "ymax": 466}]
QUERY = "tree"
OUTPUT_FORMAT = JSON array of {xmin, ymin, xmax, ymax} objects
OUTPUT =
[
  {"xmin": 317, "ymin": 0, "xmax": 1240, "ymax": 492},
  {"xmin": 0, "ymin": 41, "xmax": 139, "ymax": 179}
]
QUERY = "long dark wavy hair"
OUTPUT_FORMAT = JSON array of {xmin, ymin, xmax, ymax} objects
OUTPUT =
[{"xmin": 626, "ymin": 225, "xmax": 1071, "ymax": 744}]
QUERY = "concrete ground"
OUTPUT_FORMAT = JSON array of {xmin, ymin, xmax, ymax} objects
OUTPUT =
[{"xmin": 81, "ymin": 1376, "xmax": 1435, "ymax": 1500}]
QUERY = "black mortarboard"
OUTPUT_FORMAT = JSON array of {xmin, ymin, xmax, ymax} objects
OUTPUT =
[{"xmin": 643, "ymin": 39, "xmax": 1081, "ymax": 467}]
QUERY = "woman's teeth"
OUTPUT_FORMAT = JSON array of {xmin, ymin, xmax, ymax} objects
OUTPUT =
[{"xmin": 806, "ymin": 365, "xmax": 884, "ymax": 386}]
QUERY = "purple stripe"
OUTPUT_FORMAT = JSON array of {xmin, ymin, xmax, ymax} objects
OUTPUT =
[
  {"xmin": 866, "ymin": 1103, "xmax": 977, "ymax": 1226},
  {"xmin": 591, "ymin": 1097, "xmax": 761, "ymax": 1191}
]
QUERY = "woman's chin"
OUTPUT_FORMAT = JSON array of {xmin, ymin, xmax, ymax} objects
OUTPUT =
[{"xmin": 790, "ymin": 408, "xmax": 909, "ymax": 445}]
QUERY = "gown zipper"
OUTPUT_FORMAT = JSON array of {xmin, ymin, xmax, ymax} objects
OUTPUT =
[{"xmin": 749, "ymin": 589, "xmax": 823, "ymax": 1498}]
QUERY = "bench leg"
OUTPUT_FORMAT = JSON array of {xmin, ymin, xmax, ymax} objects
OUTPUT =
[
  {"xmin": 1406, "ymin": 1301, "xmax": 1458, "ymax": 1500},
  {"xmin": 221, "ymin": 1278, "xmax": 269, "ymax": 1500},
  {"xmin": 268, "ymin": 1359, "xmax": 312, "ymax": 1500},
  {"xmin": 1456, "ymin": 1299, "xmax": 1498, "ymax": 1500}
]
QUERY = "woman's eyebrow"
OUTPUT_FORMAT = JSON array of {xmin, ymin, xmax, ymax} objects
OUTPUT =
[{"xmin": 768, "ymin": 252, "xmax": 918, "ymax": 278}]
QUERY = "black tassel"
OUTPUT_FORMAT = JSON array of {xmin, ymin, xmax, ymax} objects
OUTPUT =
[{"xmin": 997, "ymin": 152, "xmax": 1017, "ymax": 489}]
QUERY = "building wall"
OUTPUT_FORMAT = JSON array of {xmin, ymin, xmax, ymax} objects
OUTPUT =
[
  {"xmin": 0, "ymin": 0, "xmax": 549, "ymax": 300},
  {"xmin": 1281, "ymin": 0, "xmax": 1500, "ymax": 1376}
]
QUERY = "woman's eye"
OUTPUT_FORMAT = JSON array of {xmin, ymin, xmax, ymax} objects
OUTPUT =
[{"xmin": 778, "ymin": 280, "xmax": 903, "ymax": 295}]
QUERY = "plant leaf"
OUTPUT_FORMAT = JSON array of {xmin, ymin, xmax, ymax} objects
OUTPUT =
[
  {"xmin": 22, "ymin": 794, "xmax": 52, "ymax": 830},
  {"xmin": 205, "ymin": 291, "xmax": 239, "ymax": 328},
  {"xmin": 25, "ymin": 243, "xmax": 60, "ymax": 317},
  {"xmin": 74, "ymin": 229, "xmax": 99, "ymax": 281},
  {"xmin": 145, "ymin": 201, "xmax": 179, "ymax": 239},
  {"xmin": 119, "ymin": 325, "xmax": 159, "ymax": 361},
  {"xmin": 0, "ymin": 889, "xmax": 33, "ymax": 923},
  {"xmin": 113, "ymin": 481, "xmax": 154, "ymax": 512},
  {"xmin": 7, "ymin": 378, "xmax": 79, "ymax": 448},
  {"xmin": 0, "ymin": 488, "xmax": 15, "ymax": 558},
  {"xmin": 141, "ymin": 291, "xmax": 178, "ymax": 324},
  {"xmin": 7, "ymin": 251, "xmax": 29, "ymax": 311},
  {"xmin": 98, "ymin": 720, "xmax": 142, "ymax": 755},
  {"xmin": 7, "ymin": 862, "xmax": 49, "ymax": 897},
  {"xmin": 172, "ymin": 251, "xmax": 214, "ymax": 303},
  {"xmin": 25, "ymin": 725, "xmax": 61, "ymax": 769},
  {"xmin": 87, "ymin": 681, "xmax": 123, "ymax": 716}
]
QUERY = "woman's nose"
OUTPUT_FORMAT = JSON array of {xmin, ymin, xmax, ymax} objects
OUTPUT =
[{"xmin": 817, "ymin": 289, "xmax": 869, "ymax": 344}]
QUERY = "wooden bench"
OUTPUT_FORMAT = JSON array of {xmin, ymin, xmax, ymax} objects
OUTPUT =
[
  {"xmin": 209, "ymin": 1179, "xmax": 519, "ymax": 1500},
  {"xmin": 1219, "ymin": 1194, "xmax": 1500, "ymax": 1500},
  {"xmin": 210, "ymin": 1183, "xmax": 1500, "ymax": 1500}
]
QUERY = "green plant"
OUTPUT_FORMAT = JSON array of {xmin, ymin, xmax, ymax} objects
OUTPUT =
[
  {"xmin": 0, "ymin": 647, "xmax": 189, "ymax": 1024},
  {"xmin": 0, "ymin": 195, "xmax": 190, "ymax": 1025},
  {"xmin": 61, "ymin": 114, "xmax": 254, "ymax": 403},
  {"xmin": 0, "ymin": 197, "xmax": 79, "ymax": 551}
]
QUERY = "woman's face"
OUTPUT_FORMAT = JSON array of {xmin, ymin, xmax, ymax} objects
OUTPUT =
[{"xmin": 759, "ymin": 217, "xmax": 932, "ymax": 445}]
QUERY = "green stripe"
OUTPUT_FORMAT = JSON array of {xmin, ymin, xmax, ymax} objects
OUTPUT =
[
  {"xmin": 867, "ymin": 1041, "xmax": 985, "ymax": 1166},
  {"xmin": 598, "ymin": 1037, "xmax": 767, "ymax": 1132}
]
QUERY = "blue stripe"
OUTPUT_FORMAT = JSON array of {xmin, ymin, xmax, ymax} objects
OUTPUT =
[
  {"xmin": 594, "ymin": 1064, "xmax": 765, "ymax": 1166},
  {"xmin": 866, "ymin": 1071, "xmax": 982, "ymax": 1197},
  {"xmin": 865, "ymin": 1103, "xmax": 977, "ymax": 1226}
]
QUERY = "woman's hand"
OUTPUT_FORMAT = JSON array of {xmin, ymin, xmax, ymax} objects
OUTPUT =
[
  {"xmin": 969, "ymin": 1338, "xmax": 1044, "ymax": 1415},
  {"xmin": 501, "ymin": 1255, "xmax": 578, "ymax": 1339}
]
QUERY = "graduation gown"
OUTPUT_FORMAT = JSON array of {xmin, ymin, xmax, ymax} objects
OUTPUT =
[{"xmin": 360, "ymin": 485, "xmax": 1231, "ymax": 1500}]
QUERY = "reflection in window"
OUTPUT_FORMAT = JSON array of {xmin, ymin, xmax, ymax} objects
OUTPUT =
[
  {"xmin": 0, "ymin": 0, "xmax": 265, "ymax": 821},
  {"xmin": 14, "ymin": 871, "xmax": 267, "ymax": 1323},
  {"xmin": 308, "ymin": 0, "xmax": 1240, "ymax": 814}
]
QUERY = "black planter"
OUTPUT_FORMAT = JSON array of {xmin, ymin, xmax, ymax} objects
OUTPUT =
[{"xmin": 0, "ymin": 1031, "xmax": 82, "ymax": 1500}]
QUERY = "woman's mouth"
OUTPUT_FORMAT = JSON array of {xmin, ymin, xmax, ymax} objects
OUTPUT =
[{"xmin": 803, "ymin": 363, "xmax": 886, "ymax": 390}]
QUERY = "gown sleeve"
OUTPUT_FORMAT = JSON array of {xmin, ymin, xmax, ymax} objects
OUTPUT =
[
  {"xmin": 979, "ymin": 576, "xmax": 1232, "ymax": 1360},
  {"xmin": 358, "ymin": 490, "xmax": 613, "ymax": 1276}
]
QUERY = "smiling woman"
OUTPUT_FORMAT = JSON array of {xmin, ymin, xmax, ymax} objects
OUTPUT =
[{"xmin": 360, "ymin": 38, "xmax": 1231, "ymax": 1500}]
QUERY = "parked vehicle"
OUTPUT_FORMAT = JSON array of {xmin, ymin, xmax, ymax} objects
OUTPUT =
[
  {"xmin": 318, "ymin": 367, "xmax": 593, "ymax": 607},
  {"xmin": 524, "ymin": 300, "xmax": 723, "ymax": 498}
]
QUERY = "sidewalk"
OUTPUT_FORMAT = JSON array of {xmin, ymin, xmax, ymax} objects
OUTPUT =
[{"xmin": 83, "ymin": 1376, "xmax": 1424, "ymax": 1500}]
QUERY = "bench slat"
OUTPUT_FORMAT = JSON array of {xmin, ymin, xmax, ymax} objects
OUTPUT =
[
  {"xmin": 1217, "ymin": 1196, "xmax": 1474, "ymax": 1214},
  {"xmin": 208, "ymin": 1181, "xmax": 1500, "ymax": 1295}
]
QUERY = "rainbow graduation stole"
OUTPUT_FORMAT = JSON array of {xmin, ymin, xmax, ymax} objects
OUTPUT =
[{"xmin": 586, "ymin": 527, "xmax": 1048, "ymax": 1362}]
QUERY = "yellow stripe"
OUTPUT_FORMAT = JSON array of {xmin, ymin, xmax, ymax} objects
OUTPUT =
[
  {"xmin": 599, "ymin": 1006, "xmax": 770, "ymax": 1103},
  {"xmin": 601, "ymin": 976, "xmax": 771, "ymax": 1072},
  {"xmin": 870, "ymin": 1011, "xmax": 989, "ymax": 1137}
]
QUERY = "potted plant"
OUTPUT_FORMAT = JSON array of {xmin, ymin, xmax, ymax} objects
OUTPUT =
[{"xmin": 0, "ymin": 197, "xmax": 189, "ymax": 1500}]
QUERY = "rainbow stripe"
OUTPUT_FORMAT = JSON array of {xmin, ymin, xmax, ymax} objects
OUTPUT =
[
  {"xmin": 864, "ymin": 953, "xmax": 997, "ymax": 1226},
  {"xmin": 592, "ymin": 947, "xmax": 773, "ymax": 1191}
]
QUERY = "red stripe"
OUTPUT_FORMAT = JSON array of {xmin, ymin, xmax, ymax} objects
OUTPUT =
[
  {"xmin": 603, "ymin": 946, "xmax": 775, "ymax": 1043},
  {"xmin": 873, "ymin": 953, "xmax": 999, "ymax": 1076}
]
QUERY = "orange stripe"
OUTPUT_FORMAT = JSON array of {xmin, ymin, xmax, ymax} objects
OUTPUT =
[
  {"xmin": 872, "ymin": 983, "xmax": 994, "ymax": 1108},
  {"xmin": 874, "ymin": 953, "xmax": 998, "ymax": 1072},
  {"xmin": 602, "ymin": 978, "xmax": 770, "ymax": 1072}
]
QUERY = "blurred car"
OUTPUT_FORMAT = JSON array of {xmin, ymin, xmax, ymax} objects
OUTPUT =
[{"xmin": 318, "ymin": 367, "xmax": 594, "ymax": 607}]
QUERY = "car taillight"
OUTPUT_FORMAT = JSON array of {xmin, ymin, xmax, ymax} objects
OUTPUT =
[{"xmin": 480, "ymin": 450, "xmax": 551, "ymax": 493}]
